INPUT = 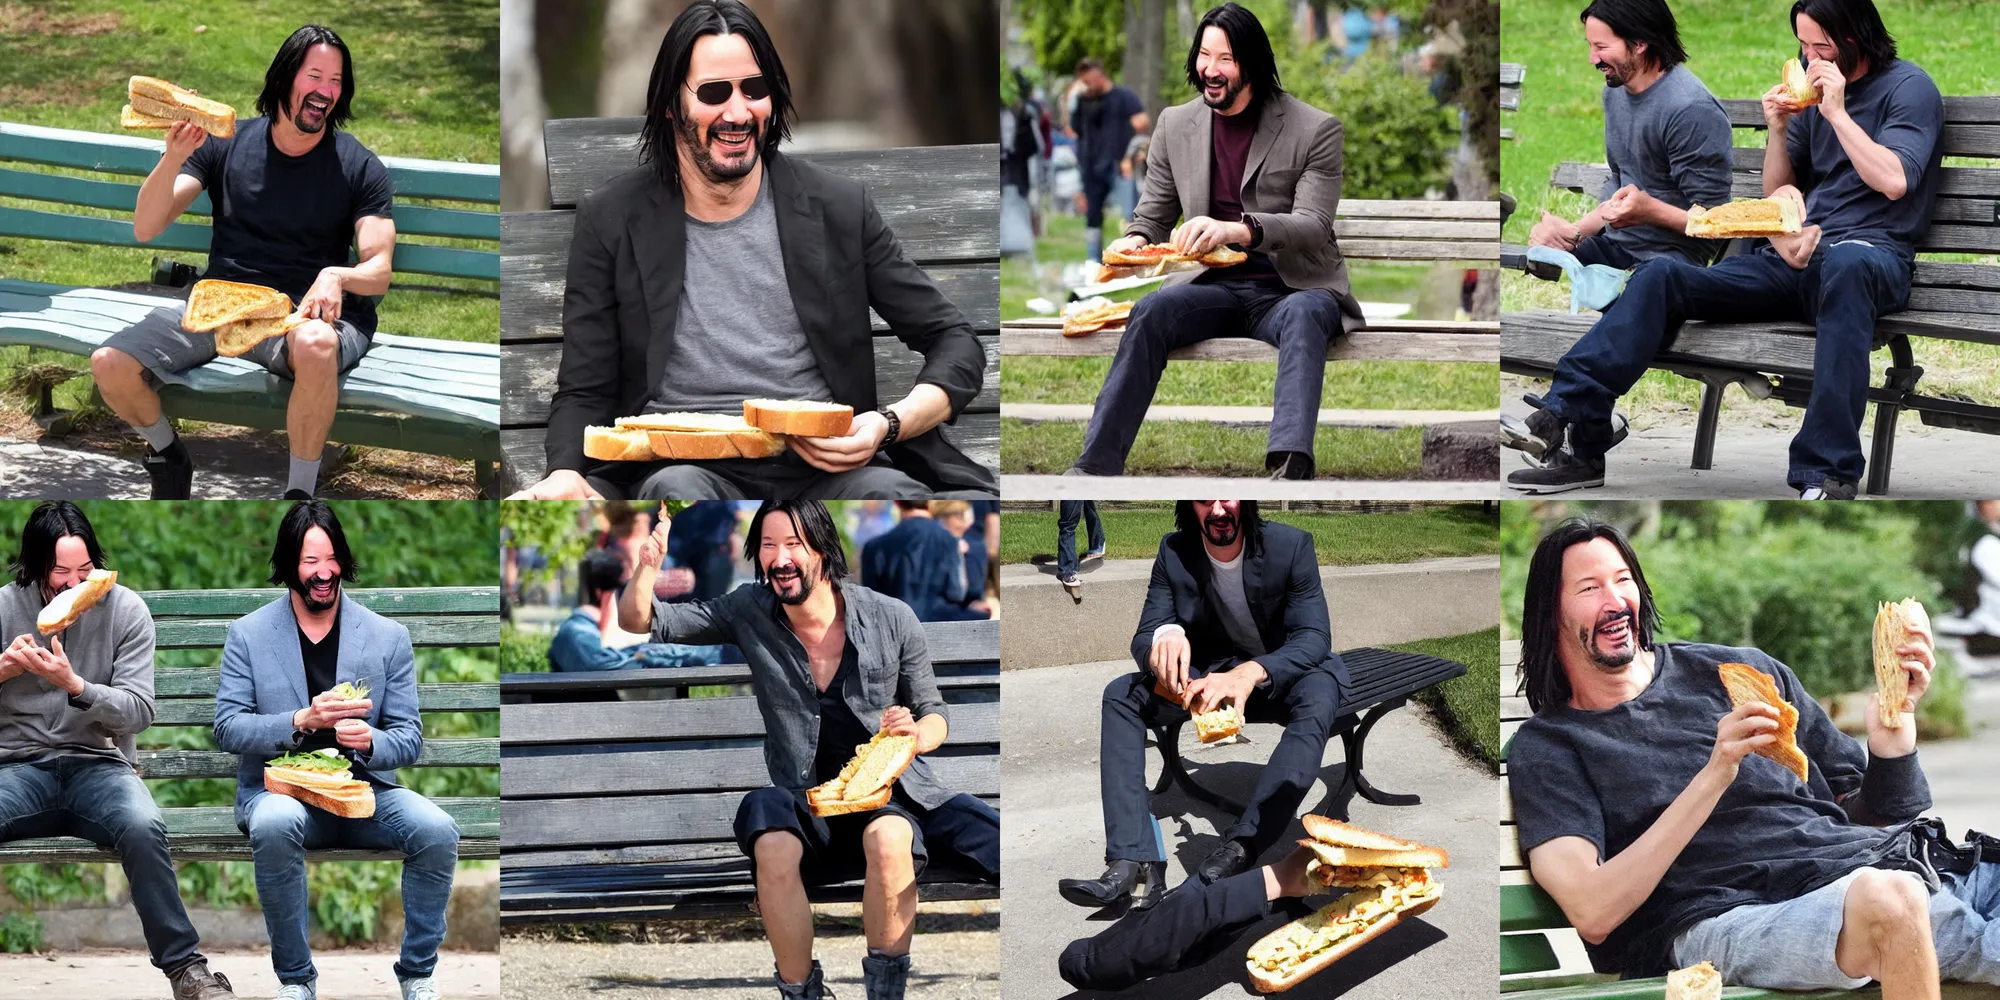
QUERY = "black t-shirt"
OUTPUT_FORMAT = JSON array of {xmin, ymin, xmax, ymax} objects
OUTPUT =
[
  {"xmin": 1508, "ymin": 642, "xmax": 1934, "ymax": 977},
  {"xmin": 296, "ymin": 605, "xmax": 341, "ymax": 751},
  {"xmin": 1784, "ymin": 58, "xmax": 1943, "ymax": 262},
  {"xmin": 181, "ymin": 116, "xmax": 396, "ymax": 335},
  {"xmin": 812, "ymin": 642, "xmax": 876, "ymax": 785},
  {"xmin": 1075, "ymin": 85, "xmax": 1143, "ymax": 176}
]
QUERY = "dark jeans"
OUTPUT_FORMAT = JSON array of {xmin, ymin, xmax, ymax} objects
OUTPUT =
[
  {"xmin": 0, "ymin": 756, "xmax": 203, "ymax": 973},
  {"xmin": 1569, "ymin": 233, "xmax": 1645, "ymax": 270},
  {"xmin": 1076, "ymin": 278, "xmax": 1339, "ymax": 474},
  {"xmin": 1098, "ymin": 668, "xmax": 1341, "ymax": 863},
  {"xmin": 1081, "ymin": 164, "xmax": 1116, "ymax": 229},
  {"xmin": 1544, "ymin": 242, "xmax": 1911, "ymax": 489},
  {"xmin": 1059, "ymin": 866, "xmax": 1274, "ymax": 990},
  {"xmin": 1056, "ymin": 501, "xmax": 1105, "ymax": 578}
]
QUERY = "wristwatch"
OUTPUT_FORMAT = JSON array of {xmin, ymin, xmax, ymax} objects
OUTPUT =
[
  {"xmin": 1244, "ymin": 215, "xmax": 1264, "ymax": 249},
  {"xmin": 876, "ymin": 407, "xmax": 902, "ymax": 449}
]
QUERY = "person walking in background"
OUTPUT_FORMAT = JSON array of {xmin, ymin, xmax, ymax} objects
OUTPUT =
[
  {"xmin": 1056, "ymin": 501, "xmax": 1107, "ymax": 593},
  {"xmin": 862, "ymin": 502, "xmax": 990, "ymax": 623},
  {"xmin": 548, "ymin": 549, "xmax": 729, "ymax": 673},
  {"xmin": 961, "ymin": 500, "xmax": 1000, "ymax": 605},
  {"xmin": 932, "ymin": 501, "xmax": 992, "ymax": 619},
  {"xmin": 1939, "ymin": 500, "xmax": 2000, "ymax": 656},
  {"xmin": 1068, "ymin": 57, "xmax": 1149, "ymax": 264},
  {"xmin": 666, "ymin": 500, "xmax": 741, "ymax": 600}
]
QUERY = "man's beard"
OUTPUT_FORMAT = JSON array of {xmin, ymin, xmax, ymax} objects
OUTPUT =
[
  {"xmin": 293, "ymin": 93, "xmax": 332, "ymax": 134},
  {"xmin": 1202, "ymin": 512, "xmax": 1240, "ymax": 546},
  {"xmin": 767, "ymin": 565, "xmax": 817, "ymax": 606},
  {"xmin": 1595, "ymin": 53, "xmax": 1637, "ymax": 89},
  {"xmin": 675, "ymin": 110, "xmax": 762, "ymax": 183},
  {"xmin": 295, "ymin": 574, "xmax": 340, "ymax": 614},
  {"xmin": 1199, "ymin": 73, "xmax": 1247, "ymax": 111},
  {"xmin": 1576, "ymin": 608, "xmax": 1638, "ymax": 670}
]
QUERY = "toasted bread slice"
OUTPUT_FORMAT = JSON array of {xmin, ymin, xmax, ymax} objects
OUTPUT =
[
  {"xmin": 264, "ymin": 766, "xmax": 376, "ymax": 818},
  {"xmin": 1300, "ymin": 815, "xmax": 1425, "ymax": 852},
  {"xmin": 807, "ymin": 731, "xmax": 918, "ymax": 817},
  {"xmin": 37, "ymin": 569, "xmax": 118, "ymax": 635},
  {"xmin": 1244, "ymin": 876, "xmax": 1442, "ymax": 992},
  {"xmin": 1192, "ymin": 702, "xmax": 1242, "ymax": 743},
  {"xmin": 1782, "ymin": 58, "xmax": 1821, "ymax": 107},
  {"xmin": 183, "ymin": 279, "xmax": 291, "ymax": 332},
  {"xmin": 120, "ymin": 104, "xmax": 178, "ymax": 130},
  {"xmin": 129, "ymin": 75, "xmax": 236, "ymax": 138},
  {"xmin": 1667, "ymin": 960, "xmax": 1722, "ymax": 1000},
  {"xmin": 1298, "ymin": 839, "xmax": 1450, "ymax": 871},
  {"xmin": 1061, "ymin": 299, "xmax": 1133, "ymax": 337},
  {"xmin": 583, "ymin": 426, "xmax": 657, "ymax": 462},
  {"xmin": 1685, "ymin": 198, "xmax": 1802, "ymax": 239},
  {"xmin": 743, "ymin": 400, "xmax": 853, "ymax": 438},
  {"xmin": 1718, "ymin": 662, "xmax": 1809, "ymax": 782},
  {"xmin": 1873, "ymin": 599, "xmax": 1928, "ymax": 728},
  {"xmin": 646, "ymin": 429, "xmax": 786, "ymax": 461},
  {"xmin": 614, "ymin": 411, "xmax": 761, "ymax": 432},
  {"xmin": 214, "ymin": 313, "xmax": 307, "ymax": 358}
]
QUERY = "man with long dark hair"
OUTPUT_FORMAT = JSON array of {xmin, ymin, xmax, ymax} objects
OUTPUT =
[
  {"xmin": 103, "ymin": 24, "xmax": 396, "ymax": 500},
  {"xmin": 511, "ymin": 0, "xmax": 993, "ymax": 502},
  {"xmin": 1510, "ymin": 517, "xmax": 2000, "ymax": 993},
  {"xmin": 0, "ymin": 503, "xmax": 238, "ymax": 999},
  {"xmin": 214, "ymin": 501, "xmax": 458, "ymax": 1000},
  {"xmin": 1508, "ymin": 0, "xmax": 1943, "ymax": 498},
  {"xmin": 1068, "ymin": 3, "xmax": 1364, "ymax": 481},
  {"xmin": 1058, "ymin": 500, "xmax": 1348, "ymax": 906},
  {"xmin": 619, "ymin": 500, "xmax": 998, "ymax": 1000},
  {"xmin": 1524, "ymin": 0, "xmax": 1731, "ymax": 271}
]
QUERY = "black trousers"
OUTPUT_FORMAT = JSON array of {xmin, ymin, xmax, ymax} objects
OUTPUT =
[{"xmin": 1058, "ymin": 866, "xmax": 1274, "ymax": 990}]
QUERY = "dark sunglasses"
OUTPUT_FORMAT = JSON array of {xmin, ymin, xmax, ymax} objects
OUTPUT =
[{"xmin": 686, "ymin": 75, "xmax": 771, "ymax": 106}]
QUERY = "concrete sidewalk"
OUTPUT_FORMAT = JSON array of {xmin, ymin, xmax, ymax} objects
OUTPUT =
[
  {"xmin": 1001, "ymin": 659, "xmax": 1498, "ymax": 999},
  {"xmin": 1915, "ymin": 645, "xmax": 2000, "ymax": 841},
  {"xmin": 0, "ymin": 950, "xmax": 497, "ymax": 999},
  {"xmin": 500, "ymin": 932, "xmax": 999, "ymax": 999},
  {"xmin": 1003, "ymin": 476, "xmax": 1500, "ymax": 500},
  {"xmin": 1002, "ymin": 404, "xmax": 1500, "ymax": 430}
]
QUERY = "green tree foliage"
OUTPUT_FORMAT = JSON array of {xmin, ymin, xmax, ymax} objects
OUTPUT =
[{"xmin": 1019, "ymin": 0, "xmax": 1128, "ymax": 78}]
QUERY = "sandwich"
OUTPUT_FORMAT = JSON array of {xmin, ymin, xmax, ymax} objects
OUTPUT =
[
  {"xmin": 36, "ymin": 569, "xmax": 117, "ymax": 635},
  {"xmin": 124, "ymin": 76, "xmax": 236, "ymax": 138},
  {"xmin": 807, "ymin": 730, "xmax": 919, "ymax": 817},
  {"xmin": 181, "ymin": 279, "xmax": 291, "ymax": 333},
  {"xmin": 582, "ymin": 413, "xmax": 789, "ymax": 462},
  {"xmin": 1685, "ymin": 198, "xmax": 1803, "ymax": 239},
  {"xmin": 1152, "ymin": 677, "xmax": 1243, "ymax": 742},
  {"xmin": 1872, "ymin": 598, "xmax": 1929, "ymax": 728},
  {"xmin": 1244, "ymin": 817, "xmax": 1447, "ymax": 993},
  {"xmin": 1667, "ymin": 960, "xmax": 1722, "ymax": 1000},
  {"xmin": 1094, "ymin": 243, "xmax": 1249, "ymax": 283},
  {"xmin": 1718, "ymin": 662, "xmax": 1809, "ymax": 782},
  {"xmin": 743, "ymin": 399, "xmax": 854, "ymax": 438},
  {"xmin": 331, "ymin": 680, "xmax": 370, "ymax": 701},
  {"xmin": 214, "ymin": 312, "xmax": 308, "ymax": 358},
  {"xmin": 583, "ymin": 425, "xmax": 658, "ymax": 462},
  {"xmin": 1782, "ymin": 58, "xmax": 1821, "ymax": 107},
  {"xmin": 263, "ymin": 748, "xmax": 376, "ymax": 818},
  {"xmin": 1061, "ymin": 298, "xmax": 1133, "ymax": 338}
]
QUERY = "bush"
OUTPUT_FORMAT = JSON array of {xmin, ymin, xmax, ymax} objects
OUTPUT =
[{"xmin": 1314, "ymin": 54, "xmax": 1457, "ymax": 198}]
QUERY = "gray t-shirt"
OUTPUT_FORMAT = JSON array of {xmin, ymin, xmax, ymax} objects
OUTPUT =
[
  {"xmin": 1598, "ymin": 64, "xmax": 1733, "ymax": 266},
  {"xmin": 1207, "ymin": 551, "xmax": 1266, "ymax": 657},
  {"xmin": 647, "ymin": 174, "xmax": 833, "ymax": 414}
]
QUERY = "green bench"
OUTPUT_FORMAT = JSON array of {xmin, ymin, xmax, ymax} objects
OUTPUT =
[
  {"xmin": 0, "ymin": 121, "xmax": 502, "ymax": 486},
  {"xmin": 0, "ymin": 586, "xmax": 499, "ymax": 863}
]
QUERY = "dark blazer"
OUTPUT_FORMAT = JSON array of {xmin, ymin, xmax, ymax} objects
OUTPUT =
[
  {"xmin": 546, "ymin": 151, "xmax": 996, "ymax": 494},
  {"xmin": 1129, "ymin": 521, "xmax": 1348, "ymax": 700}
]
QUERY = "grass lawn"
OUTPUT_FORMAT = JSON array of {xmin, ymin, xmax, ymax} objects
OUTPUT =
[
  {"xmin": 1389, "ymin": 626, "xmax": 1502, "ymax": 769},
  {"xmin": 1501, "ymin": 0, "xmax": 2000, "ymax": 417},
  {"xmin": 996, "ymin": 505, "xmax": 1501, "ymax": 566},
  {"xmin": 999, "ymin": 416, "xmax": 1425, "ymax": 478}
]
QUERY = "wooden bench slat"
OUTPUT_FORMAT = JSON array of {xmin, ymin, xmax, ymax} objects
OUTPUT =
[
  {"xmin": 1500, "ymin": 63, "xmax": 1525, "ymax": 86},
  {"xmin": 159, "ymin": 666, "xmax": 500, "ymax": 699},
  {"xmin": 1343, "ymin": 237, "xmax": 1498, "ymax": 261},
  {"xmin": 1338, "ymin": 198, "xmax": 1499, "ymax": 220},
  {"xmin": 0, "ymin": 167, "xmax": 501, "ymax": 240},
  {"xmin": 499, "ymin": 667, "xmax": 994, "ymax": 694},
  {"xmin": 498, "ymin": 618, "xmax": 996, "ymax": 676},
  {"xmin": 501, "ymin": 745, "xmax": 996, "ymax": 799},
  {"xmin": 503, "ymin": 788, "xmax": 995, "ymax": 851},
  {"xmin": 501, "ymin": 697, "xmax": 996, "ymax": 747},
  {"xmin": 154, "ymin": 616, "xmax": 499, "ymax": 649},
  {"xmin": 151, "ymin": 682, "xmax": 498, "ymax": 725},
  {"xmin": 1000, "ymin": 327, "xmax": 1499, "ymax": 363},
  {"xmin": 500, "ymin": 880, "xmax": 995, "ymax": 923},
  {"xmin": 1337, "ymin": 218, "xmax": 1499, "ymax": 240},
  {"xmin": 139, "ymin": 739, "xmax": 499, "ymax": 777},
  {"xmin": 140, "ymin": 586, "xmax": 498, "ymax": 617}
]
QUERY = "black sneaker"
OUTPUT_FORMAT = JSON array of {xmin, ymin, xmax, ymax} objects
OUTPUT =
[
  {"xmin": 1266, "ymin": 451, "xmax": 1314, "ymax": 481},
  {"xmin": 1800, "ymin": 478, "xmax": 1857, "ymax": 500},
  {"xmin": 1503, "ymin": 400, "xmax": 1630, "ymax": 462},
  {"xmin": 143, "ymin": 440, "xmax": 195, "ymax": 500},
  {"xmin": 1506, "ymin": 447, "xmax": 1605, "ymax": 494}
]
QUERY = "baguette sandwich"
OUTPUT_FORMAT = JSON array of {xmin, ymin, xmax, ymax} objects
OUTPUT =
[
  {"xmin": 1152, "ymin": 677, "xmax": 1242, "ymax": 742},
  {"xmin": 1872, "ymin": 598, "xmax": 1929, "ymax": 729},
  {"xmin": 1782, "ymin": 58, "xmax": 1822, "ymax": 107},
  {"xmin": 36, "ymin": 569, "xmax": 118, "ymax": 635},
  {"xmin": 1667, "ymin": 960, "xmax": 1722, "ymax": 1000},
  {"xmin": 182, "ymin": 279, "xmax": 292, "ymax": 332},
  {"xmin": 1094, "ymin": 243, "xmax": 1249, "ymax": 283},
  {"xmin": 1685, "ymin": 197, "xmax": 1803, "ymax": 239},
  {"xmin": 1244, "ymin": 817, "xmax": 1447, "ymax": 993},
  {"xmin": 1061, "ymin": 298, "xmax": 1133, "ymax": 338},
  {"xmin": 582, "ymin": 413, "xmax": 788, "ymax": 462},
  {"xmin": 743, "ymin": 399, "xmax": 853, "ymax": 438},
  {"xmin": 806, "ymin": 730, "xmax": 919, "ymax": 817},
  {"xmin": 123, "ymin": 76, "xmax": 236, "ymax": 138},
  {"xmin": 264, "ymin": 748, "xmax": 375, "ymax": 819},
  {"xmin": 1718, "ymin": 662, "xmax": 1810, "ymax": 782}
]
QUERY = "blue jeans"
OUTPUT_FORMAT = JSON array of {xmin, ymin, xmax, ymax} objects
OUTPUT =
[
  {"xmin": 1543, "ymin": 242, "xmax": 1911, "ymax": 489},
  {"xmin": 1056, "ymin": 501, "xmax": 1104, "ymax": 578},
  {"xmin": 1076, "ymin": 279, "xmax": 1338, "ymax": 474},
  {"xmin": 244, "ymin": 787, "xmax": 459, "ymax": 984},
  {"xmin": 0, "ymin": 755, "xmax": 203, "ymax": 973}
]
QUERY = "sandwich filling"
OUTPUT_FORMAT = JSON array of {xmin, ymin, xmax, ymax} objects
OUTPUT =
[{"xmin": 1246, "ymin": 871, "xmax": 1440, "ymax": 975}]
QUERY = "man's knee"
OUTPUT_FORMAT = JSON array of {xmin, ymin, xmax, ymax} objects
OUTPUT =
[
  {"xmin": 753, "ymin": 829, "xmax": 804, "ymax": 873},
  {"xmin": 637, "ymin": 464, "xmax": 721, "ymax": 499},
  {"xmin": 1102, "ymin": 671, "xmax": 1146, "ymax": 709},
  {"xmin": 406, "ymin": 804, "xmax": 460, "ymax": 855},
  {"xmin": 1285, "ymin": 672, "xmax": 1340, "ymax": 733},
  {"xmin": 100, "ymin": 791, "xmax": 169, "ymax": 848},
  {"xmin": 1847, "ymin": 869, "xmax": 1930, "ymax": 943},
  {"xmin": 835, "ymin": 466, "xmax": 926, "ymax": 501},
  {"xmin": 287, "ymin": 321, "xmax": 340, "ymax": 370},
  {"xmin": 862, "ymin": 815, "xmax": 914, "ymax": 870},
  {"xmin": 90, "ymin": 346, "xmax": 140, "ymax": 384},
  {"xmin": 247, "ymin": 795, "xmax": 308, "ymax": 849},
  {"xmin": 1271, "ymin": 292, "xmax": 1337, "ymax": 335}
]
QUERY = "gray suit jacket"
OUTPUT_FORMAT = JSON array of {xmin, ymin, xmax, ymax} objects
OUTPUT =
[
  {"xmin": 1128, "ymin": 93, "xmax": 1366, "ymax": 334},
  {"xmin": 213, "ymin": 593, "xmax": 424, "ymax": 825}
]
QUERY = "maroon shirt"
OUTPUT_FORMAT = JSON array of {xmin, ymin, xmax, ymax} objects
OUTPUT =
[{"xmin": 1207, "ymin": 109, "xmax": 1277, "ymax": 280}]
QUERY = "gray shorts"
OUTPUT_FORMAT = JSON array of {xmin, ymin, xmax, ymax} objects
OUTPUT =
[
  {"xmin": 1673, "ymin": 863, "xmax": 2000, "ymax": 989},
  {"xmin": 100, "ymin": 305, "xmax": 370, "ymax": 386}
]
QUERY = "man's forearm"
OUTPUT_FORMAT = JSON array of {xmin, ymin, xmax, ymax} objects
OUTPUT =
[
  {"xmin": 889, "ymin": 383, "xmax": 954, "ymax": 440},
  {"xmin": 1543, "ymin": 764, "xmax": 1732, "ymax": 943},
  {"xmin": 617, "ymin": 570, "xmax": 656, "ymax": 634},
  {"xmin": 321, "ymin": 257, "xmax": 393, "ymax": 299},
  {"xmin": 1641, "ymin": 198, "xmax": 1690, "ymax": 234},
  {"xmin": 1574, "ymin": 206, "xmax": 1609, "ymax": 238},
  {"xmin": 134, "ymin": 157, "xmax": 187, "ymax": 241},
  {"xmin": 917, "ymin": 712, "xmax": 947, "ymax": 754},
  {"xmin": 1762, "ymin": 134, "xmax": 1798, "ymax": 195},
  {"xmin": 1827, "ymin": 111, "xmax": 1911, "ymax": 199}
]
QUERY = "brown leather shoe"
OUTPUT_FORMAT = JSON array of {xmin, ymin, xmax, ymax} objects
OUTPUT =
[{"xmin": 169, "ymin": 960, "xmax": 237, "ymax": 1000}]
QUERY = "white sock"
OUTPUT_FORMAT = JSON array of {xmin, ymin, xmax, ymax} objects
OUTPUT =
[
  {"xmin": 135, "ymin": 417, "xmax": 176, "ymax": 452},
  {"xmin": 287, "ymin": 455, "xmax": 321, "ymax": 496}
]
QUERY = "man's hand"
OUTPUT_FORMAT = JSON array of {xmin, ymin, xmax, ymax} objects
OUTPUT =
[
  {"xmin": 1765, "ymin": 185, "xmax": 1819, "ymax": 269},
  {"xmin": 1867, "ymin": 614, "xmax": 1934, "ymax": 757},
  {"xmin": 0, "ymin": 635, "xmax": 37, "ymax": 681},
  {"xmin": 880, "ymin": 705, "xmax": 921, "ymax": 741},
  {"xmin": 162, "ymin": 120, "xmax": 208, "ymax": 165},
  {"xmin": 505, "ymin": 468, "xmax": 603, "ymax": 501},
  {"xmin": 1170, "ymin": 216, "xmax": 1251, "ymax": 257},
  {"xmin": 1528, "ymin": 211, "xmax": 1581, "ymax": 251},
  {"xmin": 1074, "ymin": 191, "xmax": 1089, "ymax": 214},
  {"xmin": 298, "ymin": 268, "xmax": 345, "ymax": 324},
  {"xmin": 1806, "ymin": 61, "xmax": 1848, "ymax": 120},
  {"xmin": 1761, "ymin": 83, "xmax": 1803, "ymax": 129},
  {"xmin": 1106, "ymin": 234, "xmax": 1148, "ymax": 257},
  {"xmin": 1706, "ymin": 702, "xmax": 1780, "ymax": 782},
  {"xmin": 21, "ymin": 635, "xmax": 86, "ymax": 697},
  {"xmin": 1149, "ymin": 630, "xmax": 1192, "ymax": 698},
  {"xmin": 637, "ymin": 503, "xmax": 672, "ymax": 572},
  {"xmin": 791, "ymin": 410, "xmax": 888, "ymax": 474},
  {"xmin": 1598, "ymin": 186, "xmax": 1654, "ymax": 230},
  {"xmin": 293, "ymin": 689, "xmax": 371, "ymax": 731},
  {"xmin": 334, "ymin": 718, "xmax": 373, "ymax": 754},
  {"xmin": 1188, "ymin": 663, "xmax": 1260, "ymax": 715}
]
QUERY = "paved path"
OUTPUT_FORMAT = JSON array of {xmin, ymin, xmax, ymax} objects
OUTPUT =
[
  {"xmin": 1916, "ymin": 642, "xmax": 2000, "ymax": 840},
  {"xmin": 1004, "ymin": 476, "xmax": 1500, "ymax": 500},
  {"xmin": 0, "ymin": 950, "xmax": 497, "ymax": 999},
  {"xmin": 500, "ymin": 932, "xmax": 999, "ymax": 999},
  {"xmin": 0, "ymin": 438, "xmax": 282, "ymax": 499},
  {"xmin": 1002, "ymin": 404, "xmax": 1499, "ymax": 429}
]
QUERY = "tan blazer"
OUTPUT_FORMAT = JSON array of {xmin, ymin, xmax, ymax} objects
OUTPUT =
[{"xmin": 1127, "ymin": 93, "xmax": 1366, "ymax": 333}]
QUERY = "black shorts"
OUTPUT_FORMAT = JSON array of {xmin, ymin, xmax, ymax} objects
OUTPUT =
[
  {"xmin": 101, "ymin": 305, "xmax": 370, "ymax": 386},
  {"xmin": 734, "ymin": 785, "xmax": 930, "ymax": 886}
]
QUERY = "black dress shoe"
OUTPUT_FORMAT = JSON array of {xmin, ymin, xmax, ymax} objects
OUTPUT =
[
  {"xmin": 1196, "ymin": 839, "xmax": 1252, "ymax": 885},
  {"xmin": 1058, "ymin": 859, "xmax": 1168, "ymax": 910},
  {"xmin": 143, "ymin": 440, "xmax": 195, "ymax": 500}
]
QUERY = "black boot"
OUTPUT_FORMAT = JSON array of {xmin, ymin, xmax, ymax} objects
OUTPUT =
[
  {"xmin": 774, "ymin": 960, "xmax": 830, "ymax": 999},
  {"xmin": 861, "ymin": 950, "xmax": 908, "ymax": 1000},
  {"xmin": 143, "ymin": 439, "xmax": 195, "ymax": 500},
  {"xmin": 1195, "ymin": 839, "xmax": 1252, "ymax": 884},
  {"xmin": 1058, "ymin": 859, "xmax": 1168, "ymax": 911}
]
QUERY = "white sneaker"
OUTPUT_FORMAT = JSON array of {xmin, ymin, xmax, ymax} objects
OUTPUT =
[
  {"xmin": 275, "ymin": 983, "xmax": 316, "ymax": 1000},
  {"xmin": 1059, "ymin": 574, "xmax": 1081, "ymax": 588},
  {"xmin": 400, "ymin": 976, "xmax": 441, "ymax": 1000}
]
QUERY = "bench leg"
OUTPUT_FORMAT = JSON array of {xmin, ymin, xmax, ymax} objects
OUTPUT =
[
  {"xmin": 1690, "ymin": 379, "xmax": 1725, "ymax": 470},
  {"xmin": 1867, "ymin": 338, "xmax": 1921, "ymax": 497},
  {"xmin": 1151, "ymin": 720, "xmax": 1246, "ymax": 812},
  {"xmin": 475, "ymin": 459, "xmax": 499, "ymax": 497},
  {"xmin": 1340, "ymin": 698, "xmax": 1422, "ymax": 807}
]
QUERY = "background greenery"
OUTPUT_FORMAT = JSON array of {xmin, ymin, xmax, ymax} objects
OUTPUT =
[
  {"xmin": 997, "ymin": 502, "xmax": 1500, "ymax": 565},
  {"xmin": 0, "ymin": 500, "xmax": 498, "ymax": 947},
  {"xmin": 1500, "ymin": 500, "xmax": 1983, "ymax": 737},
  {"xmin": 1395, "ymin": 625, "xmax": 1502, "ymax": 767}
]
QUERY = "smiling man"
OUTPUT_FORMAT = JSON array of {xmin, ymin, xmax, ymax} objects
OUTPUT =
[
  {"xmin": 1508, "ymin": 517, "xmax": 2000, "ymax": 998},
  {"xmin": 510, "ymin": 0, "xmax": 993, "ymax": 501},
  {"xmin": 99, "ymin": 24, "xmax": 396, "ymax": 500},
  {"xmin": 618, "ymin": 500, "xmax": 998, "ymax": 1000}
]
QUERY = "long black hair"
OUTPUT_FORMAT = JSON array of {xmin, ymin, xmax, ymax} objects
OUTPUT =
[
  {"xmin": 1790, "ymin": 0, "xmax": 1896, "ymax": 76},
  {"xmin": 1519, "ymin": 517, "xmax": 1660, "ymax": 713},
  {"xmin": 745, "ymin": 500, "xmax": 847, "ymax": 585},
  {"xmin": 10, "ymin": 501, "xmax": 107, "ymax": 588},
  {"xmin": 639, "ymin": 0, "xmax": 795, "ymax": 192},
  {"xmin": 1578, "ymin": 0, "xmax": 1688, "ymax": 72},
  {"xmin": 257, "ymin": 24, "xmax": 356, "ymax": 130},
  {"xmin": 1185, "ymin": 3, "xmax": 1284, "ymax": 116},
  {"xmin": 269, "ymin": 500, "xmax": 360, "ymax": 589},
  {"xmin": 1173, "ymin": 501, "xmax": 1264, "ymax": 558}
]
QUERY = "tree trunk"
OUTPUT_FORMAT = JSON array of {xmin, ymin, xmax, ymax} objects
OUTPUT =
[
  {"xmin": 1124, "ymin": 0, "xmax": 1168, "ymax": 116},
  {"xmin": 502, "ymin": 0, "xmax": 550, "ymax": 211}
]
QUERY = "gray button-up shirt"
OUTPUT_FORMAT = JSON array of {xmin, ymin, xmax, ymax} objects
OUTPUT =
[{"xmin": 650, "ymin": 581, "xmax": 956, "ymax": 809}]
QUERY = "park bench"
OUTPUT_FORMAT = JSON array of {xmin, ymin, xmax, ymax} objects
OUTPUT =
[
  {"xmin": 0, "ymin": 122, "xmax": 502, "ymax": 488},
  {"xmin": 1501, "ymin": 63, "xmax": 1523, "ymax": 140},
  {"xmin": 0, "ymin": 586, "xmax": 499, "ymax": 864},
  {"xmin": 497, "ymin": 618, "xmax": 999, "ymax": 923},
  {"xmin": 1153, "ymin": 647, "xmax": 1468, "ymax": 814},
  {"xmin": 497, "ymin": 118, "xmax": 999, "ymax": 492},
  {"xmin": 1499, "ymin": 96, "xmax": 2000, "ymax": 495}
]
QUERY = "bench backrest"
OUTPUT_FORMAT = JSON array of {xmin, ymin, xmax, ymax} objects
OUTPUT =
[
  {"xmin": 496, "ymin": 119, "xmax": 1000, "ymax": 482},
  {"xmin": 497, "ymin": 618, "xmax": 998, "ymax": 871},
  {"xmin": 0, "ymin": 121, "xmax": 500, "ymax": 281}
]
